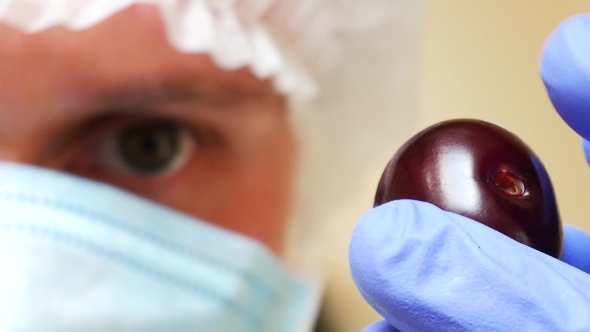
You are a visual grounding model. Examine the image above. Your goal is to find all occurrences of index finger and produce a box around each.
[541,14,590,141]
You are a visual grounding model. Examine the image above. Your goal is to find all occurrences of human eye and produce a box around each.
[55,115,218,188]
[95,118,195,177]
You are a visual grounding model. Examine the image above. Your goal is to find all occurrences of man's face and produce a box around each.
[0,5,297,254]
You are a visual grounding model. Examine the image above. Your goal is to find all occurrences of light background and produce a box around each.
[314,1,590,331]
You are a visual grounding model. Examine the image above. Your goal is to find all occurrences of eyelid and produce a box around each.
[41,113,223,172]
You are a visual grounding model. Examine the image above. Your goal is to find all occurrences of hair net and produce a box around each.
[0,0,426,276]
[0,0,417,104]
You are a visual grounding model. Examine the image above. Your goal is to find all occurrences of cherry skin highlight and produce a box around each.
[375,119,563,258]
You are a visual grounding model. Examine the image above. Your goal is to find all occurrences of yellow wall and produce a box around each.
[318,2,590,332]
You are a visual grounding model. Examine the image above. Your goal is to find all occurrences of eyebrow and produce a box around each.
[90,74,273,112]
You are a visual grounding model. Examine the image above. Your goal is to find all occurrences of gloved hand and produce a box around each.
[541,14,590,143]
[541,13,590,168]
[349,13,590,332]
[349,200,590,332]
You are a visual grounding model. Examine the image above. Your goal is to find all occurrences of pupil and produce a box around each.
[494,172,525,197]
[141,138,158,153]
[118,121,180,174]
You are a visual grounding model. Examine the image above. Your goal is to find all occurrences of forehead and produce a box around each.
[0,4,274,115]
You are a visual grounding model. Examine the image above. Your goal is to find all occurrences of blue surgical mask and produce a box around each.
[0,162,321,332]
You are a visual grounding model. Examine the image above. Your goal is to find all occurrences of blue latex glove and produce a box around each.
[541,14,590,141]
[583,139,590,167]
[349,200,590,332]
[541,13,590,168]
[349,14,590,331]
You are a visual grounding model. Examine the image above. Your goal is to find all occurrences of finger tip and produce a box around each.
[349,200,430,264]
[562,225,590,274]
[348,200,427,305]
[349,200,462,310]
[541,14,590,140]
[348,201,406,276]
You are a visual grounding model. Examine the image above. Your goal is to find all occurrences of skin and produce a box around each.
[0,4,298,255]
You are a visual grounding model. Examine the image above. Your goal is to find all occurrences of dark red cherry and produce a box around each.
[375,119,563,258]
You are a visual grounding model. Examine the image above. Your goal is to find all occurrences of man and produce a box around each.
[0,2,315,331]
[0,1,422,331]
